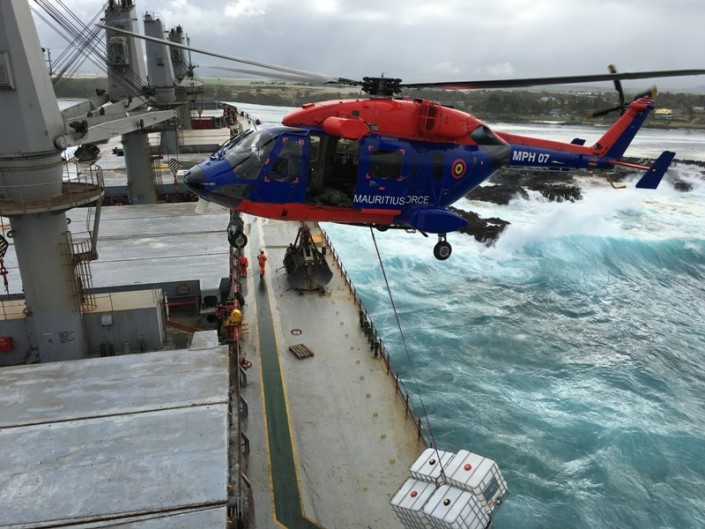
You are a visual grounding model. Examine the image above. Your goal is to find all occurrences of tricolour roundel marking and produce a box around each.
[452,159,467,179]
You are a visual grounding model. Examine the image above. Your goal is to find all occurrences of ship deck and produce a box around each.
[0,342,230,528]
[239,216,425,528]
[0,124,426,528]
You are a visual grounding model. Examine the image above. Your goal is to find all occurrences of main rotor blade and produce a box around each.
[608,64,625,112]
[402,69,705,90]
[587,105,624,119]
[96,23,357,85]
[204,65,325,84]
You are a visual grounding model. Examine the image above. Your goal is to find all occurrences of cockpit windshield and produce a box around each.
[212,128,279,181]
[216,128,278,159]
[209,125,307,182]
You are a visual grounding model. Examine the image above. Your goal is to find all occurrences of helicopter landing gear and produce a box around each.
[228,230,248,249]
[227,222,248,249]
[226,215,248,249]
[433,235,452,260]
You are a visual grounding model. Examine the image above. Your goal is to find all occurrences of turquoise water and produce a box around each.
[323,166,705,529]
[239,102,705,528]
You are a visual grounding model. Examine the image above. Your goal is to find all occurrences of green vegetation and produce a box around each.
[52,75,109,98]
[53,76,705,128]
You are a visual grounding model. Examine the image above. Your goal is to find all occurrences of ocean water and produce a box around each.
[240,102,705,529]
[324,169,705,529]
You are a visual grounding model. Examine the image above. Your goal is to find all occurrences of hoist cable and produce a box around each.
[369,228,447,481]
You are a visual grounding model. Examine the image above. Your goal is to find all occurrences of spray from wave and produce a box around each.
[242,101,705,529]
[324,162,705,529]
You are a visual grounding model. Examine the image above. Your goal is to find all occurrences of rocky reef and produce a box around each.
[455,159,705,245]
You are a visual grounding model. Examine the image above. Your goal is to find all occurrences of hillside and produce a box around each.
[53,76,705,129]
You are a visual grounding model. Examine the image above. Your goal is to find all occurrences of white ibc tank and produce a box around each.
[410,448,456,482]
[423,483,490,529]
[390,478,438,529]
[443,449,508,514]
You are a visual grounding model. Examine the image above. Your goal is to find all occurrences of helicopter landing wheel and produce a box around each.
[375,224,389,232]
[229,230,248,249]
[433,237,452,260]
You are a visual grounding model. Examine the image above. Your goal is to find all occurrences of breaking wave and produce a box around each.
[251,102,705,529]
[324,163,705,529]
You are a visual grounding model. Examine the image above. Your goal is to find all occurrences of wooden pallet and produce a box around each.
[166,320,202,333]
[289,343,315,359]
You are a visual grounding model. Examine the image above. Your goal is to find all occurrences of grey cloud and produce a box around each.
[31,0,705,90]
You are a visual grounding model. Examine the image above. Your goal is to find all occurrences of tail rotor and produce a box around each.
[587,65,657,118]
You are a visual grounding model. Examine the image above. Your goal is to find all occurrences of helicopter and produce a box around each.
[101,25,705,260]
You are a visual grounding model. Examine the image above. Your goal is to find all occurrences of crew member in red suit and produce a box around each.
[239,255,249,278]
[256,250,267,279]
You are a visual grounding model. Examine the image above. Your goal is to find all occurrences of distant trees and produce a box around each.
[51,77,108,98]
[51,76,705,126]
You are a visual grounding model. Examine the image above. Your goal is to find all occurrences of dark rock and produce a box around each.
[455,157,702,245]
[449,207,510,245]
[673,180,693,192]
[489,168,575,187]
[530,182,582,202]
[467,184,528,205]
[467,169,583,204]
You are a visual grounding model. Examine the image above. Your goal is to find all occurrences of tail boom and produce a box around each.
[497,97,667,184]
[593,98,653,159]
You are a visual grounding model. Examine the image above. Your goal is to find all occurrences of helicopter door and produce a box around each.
[355,138,409,209]
[305,135,358,207]
[260,134,308,204]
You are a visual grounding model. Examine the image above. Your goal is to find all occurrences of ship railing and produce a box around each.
[226,230,253,527]
[322,228,429,446]
[0,163,104,212]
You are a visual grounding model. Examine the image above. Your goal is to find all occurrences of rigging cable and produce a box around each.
[31,1,109,85]
[369,227,447,481]
[32,1,161,104]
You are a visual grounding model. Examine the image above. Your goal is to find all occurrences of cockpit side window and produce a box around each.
[269,137,303,181]
[217,125,309,184]
[226,151,259,180]
[310,135,320,163]
[368,147,403,179]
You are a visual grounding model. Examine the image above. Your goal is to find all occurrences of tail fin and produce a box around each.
[594,98,654,159]
[635,151,675,189]
[610,150,675,189]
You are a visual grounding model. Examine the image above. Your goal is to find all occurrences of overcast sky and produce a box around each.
[30,0,705,91]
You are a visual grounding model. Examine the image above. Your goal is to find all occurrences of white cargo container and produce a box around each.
[390,478,438,529]
[443,449,508,514]
[423,483,490,529]
[410,448,456,483]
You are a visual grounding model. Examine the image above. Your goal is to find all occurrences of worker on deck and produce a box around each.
[239,353,252,370]
[257,250,267,279]
[225,308,242,328]
[239,254,249,278]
